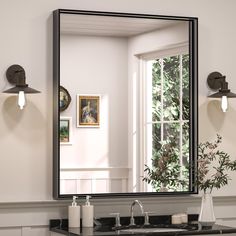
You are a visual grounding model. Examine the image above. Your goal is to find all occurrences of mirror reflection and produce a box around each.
[54,10,198,197]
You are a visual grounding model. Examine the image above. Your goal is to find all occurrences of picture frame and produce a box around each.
[60,117,72,145]
[60,86,71,112]
[77,95,100,127]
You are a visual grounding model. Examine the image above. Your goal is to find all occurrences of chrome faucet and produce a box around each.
[129,200,144,226]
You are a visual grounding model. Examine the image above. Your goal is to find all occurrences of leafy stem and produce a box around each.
[197,134,236,193]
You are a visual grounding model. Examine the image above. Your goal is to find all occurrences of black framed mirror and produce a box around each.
[53,9,198,199]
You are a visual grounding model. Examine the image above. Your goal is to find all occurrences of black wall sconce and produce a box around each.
[207,71,236,112]
[3,64,40,109]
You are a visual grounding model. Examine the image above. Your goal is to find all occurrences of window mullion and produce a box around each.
[161,58,164,142]
[179,54,183,187]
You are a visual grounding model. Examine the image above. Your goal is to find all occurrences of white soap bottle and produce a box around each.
[82,196,94,227]
[68,196,80,228]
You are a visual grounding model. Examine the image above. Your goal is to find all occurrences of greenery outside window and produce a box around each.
[141,46,190,192]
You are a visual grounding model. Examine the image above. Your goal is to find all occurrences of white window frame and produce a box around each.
[138,43,189,192]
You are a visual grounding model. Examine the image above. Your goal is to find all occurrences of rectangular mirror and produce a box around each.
[53,9,198,199]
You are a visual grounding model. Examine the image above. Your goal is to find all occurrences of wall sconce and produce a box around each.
[207,71,236,112]
[3,64,40,109]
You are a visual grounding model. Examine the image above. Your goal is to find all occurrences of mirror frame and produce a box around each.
[53,9,198,199]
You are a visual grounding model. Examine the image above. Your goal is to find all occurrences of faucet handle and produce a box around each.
[110,213,121,227]
[144,212,150,225]
[144,212,156,225]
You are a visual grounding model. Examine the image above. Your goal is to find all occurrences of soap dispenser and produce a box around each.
[82,196,94,227]
[68,196,80,228]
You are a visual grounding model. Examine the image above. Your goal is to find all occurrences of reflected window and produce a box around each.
[143,48,190,192]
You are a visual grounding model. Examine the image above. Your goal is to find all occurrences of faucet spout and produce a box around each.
[130,200,144,226]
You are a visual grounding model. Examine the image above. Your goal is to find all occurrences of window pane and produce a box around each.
[182,122,190,191]
[163,56,180,121]
[182,54,190,120]
[146,122,187,192]
[163,122,180,146]
[152,60,161,121]
[163,122,190,191]
[152,123,161,154]
[182,122,190,164]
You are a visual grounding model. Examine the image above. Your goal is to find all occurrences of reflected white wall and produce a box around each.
[60,35,129,193]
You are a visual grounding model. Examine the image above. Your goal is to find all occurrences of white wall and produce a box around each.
[60,35,128,169]
[60,34,129,194]
[1,0,236,235]
[128,22,188,56]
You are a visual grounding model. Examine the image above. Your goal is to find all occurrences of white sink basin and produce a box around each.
[120,228,187,233]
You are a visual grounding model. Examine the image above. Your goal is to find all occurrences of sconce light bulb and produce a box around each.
[221,95,228,112]
[18,91,26,110]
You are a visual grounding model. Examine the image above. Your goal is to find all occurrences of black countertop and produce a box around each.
[50,215,236,236]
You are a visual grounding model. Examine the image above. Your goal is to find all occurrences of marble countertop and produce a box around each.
[49,215,236,236]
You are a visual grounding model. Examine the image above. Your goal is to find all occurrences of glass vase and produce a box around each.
[159,183,168,192]
[198,192,216,227]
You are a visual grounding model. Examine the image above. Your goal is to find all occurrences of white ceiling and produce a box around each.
[60,14,183,37]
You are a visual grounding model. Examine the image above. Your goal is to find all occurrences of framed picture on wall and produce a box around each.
[60,117,72,145]
[60,86,71,112]
[77,95,100,127]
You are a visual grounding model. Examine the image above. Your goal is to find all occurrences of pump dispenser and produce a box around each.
[82,196,94,227]
[68,196,80,228]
